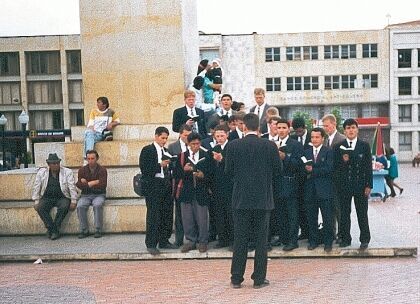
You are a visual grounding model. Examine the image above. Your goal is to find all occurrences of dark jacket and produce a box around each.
[209,142,233,200]
[249,104,270,134]
[172,106,206,138]
[278,137,303,198]
[302,146,334,200]
[76,164,107,195]
[225,134,281,210]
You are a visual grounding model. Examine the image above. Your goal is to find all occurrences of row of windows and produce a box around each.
[266,74,378,91]
[398,104,420,123]
[398,132,420,152]
[398,49,420,68]
[0,51,82,76]
[265,44,377,62]
[398,77,420,96]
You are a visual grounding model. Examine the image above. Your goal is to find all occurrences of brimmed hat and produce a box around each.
[46,153,61,163]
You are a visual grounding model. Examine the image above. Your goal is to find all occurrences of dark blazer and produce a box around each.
[249,103,270,134]
[172,106,206,137]
[206,110,237,131]
[225,134,281,210]
[291,132,311,150]
[173,149,212,206]
[228,130,241,141]
[261,133,279,142]
[324,131,346,148]
[201,137,216,151]
[302,146,334,200]
[333,138,373,194]
[209,142,233,199]
[278,137,304,198]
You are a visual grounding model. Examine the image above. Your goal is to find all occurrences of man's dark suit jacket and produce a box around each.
[201,137,216,150]
[173,149,212,206]
[225,134,281,210]
[333,139,373,194]
[302,146,334,200]
[249,104,270,134]
[291,132,311,150]
[228,130,241,141]
[172,106,206,137]
[139,144,170,194]
[278,137,303,198]
[210,142,233,199]
[324,131,346,148]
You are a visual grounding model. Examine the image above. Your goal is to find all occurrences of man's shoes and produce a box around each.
[400,188,404,195]
[198,243,208,253]
[283,244,298,251]
[360,242,369,250]
[228,245,234,252]
[46,231,52,239]
[266,243,272,252]
[147,247,160,256]
[158,241,177,249]
[324,245,333,253]
[214,242,229,249]
[181,243,196,253]
[78,230,89,239]
[339,241,351,248]
[270,236,281,246]
[253,279,270,289]
[298,234,308,240]
[307,244,318,250]
[94,229,102,238]
[335,237,343,245]
[230,282,242,289]
[50,232,60,240]
[174,240,184,248]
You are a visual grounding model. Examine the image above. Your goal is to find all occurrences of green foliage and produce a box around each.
[330,107,344,133]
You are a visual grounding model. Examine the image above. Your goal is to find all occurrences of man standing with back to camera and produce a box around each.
[225,113,281,289]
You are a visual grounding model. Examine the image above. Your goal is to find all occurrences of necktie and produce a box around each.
[349,141,353,148]
[190,108,198,133]
[314,148,318,162]
[192,152,196,162]
[327,137,331,147]
[161,148,168,178]
[299,136,303,144]
[279,141,282,146]
[257,106,260,119]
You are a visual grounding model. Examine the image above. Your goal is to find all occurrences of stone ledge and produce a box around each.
[0,247,416,262]
[0,199,146,235]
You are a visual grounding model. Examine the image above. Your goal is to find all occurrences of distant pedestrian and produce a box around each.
[385,147,404,197]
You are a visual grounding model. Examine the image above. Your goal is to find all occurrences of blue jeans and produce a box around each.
[83,129,103,157]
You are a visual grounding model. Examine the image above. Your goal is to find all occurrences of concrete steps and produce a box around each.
[0,199,146,235]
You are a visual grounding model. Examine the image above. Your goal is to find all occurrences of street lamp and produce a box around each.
[18,110,30,168]
[0,114,7,171]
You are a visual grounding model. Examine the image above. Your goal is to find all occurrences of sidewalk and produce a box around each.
[0,164,418,261]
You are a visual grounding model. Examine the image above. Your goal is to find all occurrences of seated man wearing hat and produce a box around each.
[32,153,79,240]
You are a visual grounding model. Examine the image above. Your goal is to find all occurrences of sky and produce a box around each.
[0,0,419,37]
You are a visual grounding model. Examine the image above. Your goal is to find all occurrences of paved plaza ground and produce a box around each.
[0,164,419,303]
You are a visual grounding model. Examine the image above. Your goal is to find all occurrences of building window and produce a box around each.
[0,82,20,105]
[68,80,83,103]
[398,132,412,152]
[28,81,63,104]
[341,75,357,89]
[362,104,379,117]
[266,77,281,91]
[303,76,319,90]
[340,44,357,59]
[303,46,318,60]
[398,105,412,122]
[362,44,378,58]
[265,47,280,62]
[29,111,62,130]
[0,52,20,76]
[325,76,340,90]
[26,51,60,75]
[338,105,358,119]
[287,77,303,91]
[398,49,412,68]
[70,110,85,126]
[398,77,412,95]
[324,45,340,59]
[67,50,82,73]
[362,74,378,88]
[286,47,303,61]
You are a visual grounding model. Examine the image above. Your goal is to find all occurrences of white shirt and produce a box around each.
[253,102,266,120]
[179,139,187,153]
[219,108,233,117]
[346,137,358,150]
[268,134,279,142]
[328,130,338,146]
[313,144,323,160]
[278,135,289,146]
[188,147,199,163]
[245,131,258,137]
[219,140,228,150]
[153,142,165,178]
[236,127,244,139]
[298,129,308,145]
[185,105,199,131]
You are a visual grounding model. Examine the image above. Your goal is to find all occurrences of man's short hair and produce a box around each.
[268,116,282,124]
[184,90,196,99]
[343,118,358,129]
[233,112,245,122]
[221,94,232,101]
[155,126,169,136]
[192,76,205,90]
[86,150,99,159]
[178,124,192,134]
[266,106,279,117]
[277,118,290,128]
[254,88,265,96]
[97,96,109,109]
[292,117,306,129]
[228,115,237,124]
[243,113,259,131]
[311,127,326,138]
[214,124,230,133]
[321,114,337,124]
[187,132,201,143]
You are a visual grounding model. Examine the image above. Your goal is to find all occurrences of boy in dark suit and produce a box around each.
[302,127,334,252]
[174,132,213,253]
[172,90,207,138]
[333,118,372,249]
[139,127,176,256]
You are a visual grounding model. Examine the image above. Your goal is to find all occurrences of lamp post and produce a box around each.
[18,110,29,168]
[0,114,7,171]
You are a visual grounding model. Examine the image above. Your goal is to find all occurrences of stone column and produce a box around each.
[79,0,199,125]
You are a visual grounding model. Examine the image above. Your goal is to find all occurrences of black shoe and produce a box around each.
[174,240,184,248]
[298,234,308,240]
[159,241,177,249]
[399,188,404,195]
[228,245,234,252]
[324,245,333,253]
[50,232,60,240]
[94,229,102,238]
[360,242,369,250]
[339,241,351,248]
[147,247,161,255]
[78,230,89,239]
[231,282,242,289]
[283,244,298,251]
[335,237,343,245]
[307,244,318,250]
[266,244,273,252]
[46,231,52,239]
[248,243,256,252]
[253,279,270,289]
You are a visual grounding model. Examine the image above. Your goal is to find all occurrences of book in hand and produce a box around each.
[162,151,178,161]
[212,144,223,154]
[301,156,313,166]
[339,145,353,155]
[187,156,206,172]
[187,113,200,122]
[219,114,229,122]
[278,143,288,153]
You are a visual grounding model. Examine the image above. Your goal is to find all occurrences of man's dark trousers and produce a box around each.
[36,197,70,233]
[231,209,271,285]
[340,192,371,244]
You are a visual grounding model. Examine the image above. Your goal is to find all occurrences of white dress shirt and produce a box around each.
[153,142,165,178]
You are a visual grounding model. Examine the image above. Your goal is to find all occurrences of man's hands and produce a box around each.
[160,160,170,168]
[342,153,350,162]
[213,152,223,162]
[305,165,313,172]
[69,200,77,211]
[80,178,100,188]
[279,151,286,160]
[364,187,371,197]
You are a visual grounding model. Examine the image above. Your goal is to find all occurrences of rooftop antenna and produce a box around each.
[386,14,391,26]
